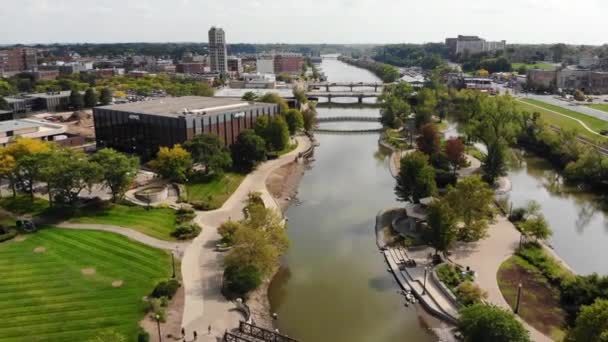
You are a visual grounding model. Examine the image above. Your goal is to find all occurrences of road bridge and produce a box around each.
[306,91,381,104]
[317,116,380,123]
[308,82,392,92]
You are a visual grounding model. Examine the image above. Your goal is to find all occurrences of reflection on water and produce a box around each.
[507,151,608,274]
[267,59,434,341]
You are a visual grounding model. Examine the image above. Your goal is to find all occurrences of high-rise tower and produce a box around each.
[208,27,227,73]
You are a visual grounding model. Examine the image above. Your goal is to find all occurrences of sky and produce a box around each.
[1,0,607,45]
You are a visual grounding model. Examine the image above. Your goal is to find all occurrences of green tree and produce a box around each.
[224,264,262,298]
[425,199,457,255]
[69,89,84,110]
[150,144,192,183]
[230,130,267,172]
[2,138,52,200]
[415,88,437,128]
[284,109,304,135]
[265,116,290,151]
[569,298,608,342]
[99,87,113,105]
[241,91,258,102]
[395,151,437,203]
[84,88,98,108]
[218,220,243,245]
[302,108,317,132]
[259,93,289,112]
[90,148,139,202]
[183,134,232,175]
[445,176,494,242]
[519,215,552,242]
[459,303,530,342]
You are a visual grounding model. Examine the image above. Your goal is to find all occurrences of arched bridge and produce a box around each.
[317,116,381,123]
[308,82,393,92]
[306,91,382,104]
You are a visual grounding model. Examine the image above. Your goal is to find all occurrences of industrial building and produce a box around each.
[93,96,280,160]
[4,90,72,113]
[445,35,506,57]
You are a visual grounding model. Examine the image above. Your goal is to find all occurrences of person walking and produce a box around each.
[208,325,212,334]
[193,330,197,340]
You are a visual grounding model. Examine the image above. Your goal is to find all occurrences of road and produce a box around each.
[522,94,608,122]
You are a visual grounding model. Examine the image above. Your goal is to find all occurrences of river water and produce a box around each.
[267,59,435,341]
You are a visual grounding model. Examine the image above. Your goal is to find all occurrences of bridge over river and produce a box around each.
[308,82,392,92]
[314,115,383,133]
[306,91,381,104]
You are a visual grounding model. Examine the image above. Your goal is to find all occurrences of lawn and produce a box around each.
[186,172,245,210]
[0,196,178,241]
[517,99,608,142]
[512,62,557,71]
[497,255,567,341]
[0,228,171,342]
[277,140,299,156]
[588,103,608,113]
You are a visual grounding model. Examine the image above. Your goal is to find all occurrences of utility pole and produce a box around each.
[514,283,523,314]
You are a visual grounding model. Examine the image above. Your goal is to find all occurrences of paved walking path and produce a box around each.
[180,136,312,340]
[518,98,604,137]
[450,216,552,342]
[54,223,189,255]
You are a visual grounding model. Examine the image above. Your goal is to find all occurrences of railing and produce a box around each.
[316,116,380,122]
[239,321,299,342]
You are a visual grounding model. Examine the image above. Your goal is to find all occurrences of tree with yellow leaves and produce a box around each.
[1,138,52,199]
[149,144,192,183]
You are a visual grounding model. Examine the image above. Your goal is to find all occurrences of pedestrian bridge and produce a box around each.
[316,116,381,123]
[308,82,392,92]
[306,91,381,104]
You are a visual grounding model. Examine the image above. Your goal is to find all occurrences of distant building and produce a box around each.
[0,48,38,75]
[274,54,304,75]
[0,119,67,147]
[527,70,558,90]
[242,73,276,89]
[445,35,506,57]
[209,27,228,73]
[463,77,494,93]
[256,55,275,74]
[527,68,608,94]
[227,57,243,77]
[93,96,280,159]
[579,55,600,69]
[4,91,72,113]
[32,69,60,81]
[176,63,208,74]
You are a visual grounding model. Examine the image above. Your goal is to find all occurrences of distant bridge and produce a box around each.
[313,128,384,134]
[306,91,382,104]
[317,116,381,123]
[308,82,392,92]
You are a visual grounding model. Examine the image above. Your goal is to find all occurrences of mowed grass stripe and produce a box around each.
[0,229,170,341]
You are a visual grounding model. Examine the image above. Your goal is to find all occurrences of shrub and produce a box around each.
[436,263,473,291]
[176,207,196,223]
[0,229,17,243]
[509,207,527,222]
[456,281,487,306]
[171,222,202,240]
[189,200,215,211]
[137,327,150,342]
[151,279,180,299]
[218,220,242,245]
[224,264,262,299]
[435,169,457,188]
[459,304,530,342]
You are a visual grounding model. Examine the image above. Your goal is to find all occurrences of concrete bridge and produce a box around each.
[317,116,381,123]
[308,82,392,92]
[306,91,382,104]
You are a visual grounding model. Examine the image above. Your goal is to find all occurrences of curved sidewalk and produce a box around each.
[180,136,312,340]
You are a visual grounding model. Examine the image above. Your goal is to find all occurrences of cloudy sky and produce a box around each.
[1,0,606,45]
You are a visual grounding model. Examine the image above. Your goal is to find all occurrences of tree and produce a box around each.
[416,123,440,156]
[425,199,457,255]
[69,89,84,110]
[90,148,139,202]
[456,281,488,306]
[183,134,232,175]
[224,264,262,298]
[265,116,290,151]
[379,82,414,128]
[231,130,267,172]
[395,151,437,203]
[259,93,289,112]
[284,109,304,135]
[150,144,192,183]
[99,87,113,105]
[459,303,530,342]
[445,138,466,175]
[445,176,494,242]
[241,91,258,102]
[218,220,243,245]
[415,88,437,128]
[0,96,8,111]
[224,219,279,276]
[84,88,98,108]
[41,148,102,205]
[573,89,585,102]
[519,215,552,242]
[302,108,317,132]
[2,138,51,200]
[569,298,608,342]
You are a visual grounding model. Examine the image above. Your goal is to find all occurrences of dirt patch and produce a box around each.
[15,235,27,242]
[140,285,185,342]
[112,280,124,288]
[265,161,307,212]
[81,267,96,276]
[247,268,276,329]
[497,256,566,341]
[33,246,46,253]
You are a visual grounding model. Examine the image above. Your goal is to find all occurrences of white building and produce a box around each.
[446,35,506,56]
[256,55,275,74]
[243,73,276,89]
[0,119,66,147]
[208,27,228,73]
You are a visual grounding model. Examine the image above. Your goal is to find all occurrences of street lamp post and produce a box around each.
[155,314,162,342]
[423,267,428,295]
[171,247,177,279]
[514,283,523,314]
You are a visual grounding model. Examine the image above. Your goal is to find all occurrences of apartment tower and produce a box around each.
[208,27,228,73]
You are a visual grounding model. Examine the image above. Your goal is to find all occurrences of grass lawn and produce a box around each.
[518,99,608,142]
[512,62,557,71]
[277,140,299,156]
[588,103,608,113]
[497,255,567,341]
[186,172,245,210]
[0,196,178,241]
[0,228,171,341]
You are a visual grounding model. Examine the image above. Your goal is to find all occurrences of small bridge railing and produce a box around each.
[238,321,299,342]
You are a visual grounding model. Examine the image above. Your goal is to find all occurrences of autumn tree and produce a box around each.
[395,151,437,203]
[445,176,495,241]
[150,144,192,183]
[90,148,139,202]
[416,123,441,156]
[445,138,466,175]
[1,138,51,199]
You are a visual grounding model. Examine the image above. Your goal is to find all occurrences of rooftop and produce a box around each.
[0,119,43,133]
[96,96,273,118]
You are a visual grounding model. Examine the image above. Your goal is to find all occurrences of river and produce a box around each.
[267,58,436,341]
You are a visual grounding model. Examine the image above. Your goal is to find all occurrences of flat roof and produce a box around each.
[96,96,275,118]
[0,120,41,133]
[30,91,72,99]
